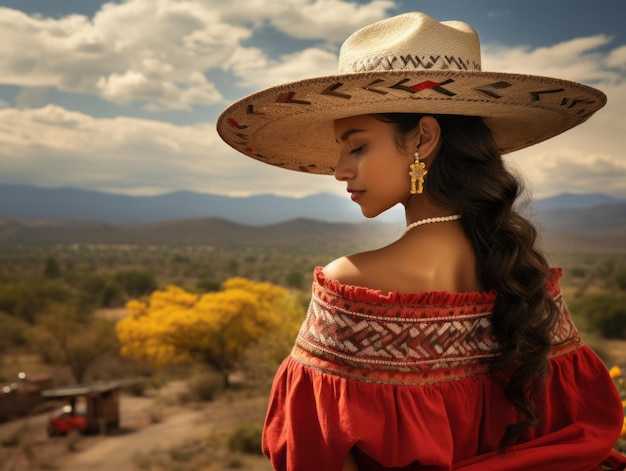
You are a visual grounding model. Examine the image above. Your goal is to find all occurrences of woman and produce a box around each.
[217,12,626,471]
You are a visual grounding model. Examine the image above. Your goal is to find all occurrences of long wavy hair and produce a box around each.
[375,113,560,452]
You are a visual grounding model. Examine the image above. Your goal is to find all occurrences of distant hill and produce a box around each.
[0,183,624,252]
[0,184,624,229]
[0,217,400,251]
[533,193,624,210]
[0,215,623,254]
[0,184,371,225]
[534,204,626,231]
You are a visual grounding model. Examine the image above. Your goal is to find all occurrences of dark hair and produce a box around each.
[375,113,559,452]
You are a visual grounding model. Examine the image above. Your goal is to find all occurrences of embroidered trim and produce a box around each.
[350,54,481,73]
[292,285,581,385]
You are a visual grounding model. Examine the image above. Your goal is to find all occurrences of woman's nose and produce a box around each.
[334,152,354,182]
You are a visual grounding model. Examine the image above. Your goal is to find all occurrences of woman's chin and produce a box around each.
[359,207,384,219]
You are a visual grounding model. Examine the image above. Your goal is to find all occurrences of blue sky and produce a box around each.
[0,0,624,202]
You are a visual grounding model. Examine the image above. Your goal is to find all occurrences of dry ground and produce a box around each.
[3,341,626,471]
[0,381,274,471]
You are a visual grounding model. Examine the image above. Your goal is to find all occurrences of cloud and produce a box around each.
[606,45,626,72]
[267,0,395,41]
[15,87,49,108]
[0,2,245,110]
[483,34,619,84]
[224,47,339,88]
[0,104,339,197]
[480,35,626,198]
[2,98,623,200]
[213,0,395,41]
[510,145,626,200]
[0,0,394,110]
[507,76,626,198]
[0,2,624,201]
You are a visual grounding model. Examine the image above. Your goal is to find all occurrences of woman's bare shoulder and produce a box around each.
[322,253,371,288]
[322,245,419,293]
[322,225,480,294]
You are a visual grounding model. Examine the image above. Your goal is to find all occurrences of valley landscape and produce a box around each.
[0,185,625,470]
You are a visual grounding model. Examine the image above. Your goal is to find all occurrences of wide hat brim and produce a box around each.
[216,69,606,175]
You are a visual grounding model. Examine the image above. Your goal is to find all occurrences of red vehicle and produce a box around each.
[47,405,87,436]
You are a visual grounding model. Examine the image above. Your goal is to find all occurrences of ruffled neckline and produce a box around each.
[313,266,562,307]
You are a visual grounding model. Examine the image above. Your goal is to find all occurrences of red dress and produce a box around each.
[263,267,626,471]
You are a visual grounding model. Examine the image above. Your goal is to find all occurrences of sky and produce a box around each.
[0,0,625,202]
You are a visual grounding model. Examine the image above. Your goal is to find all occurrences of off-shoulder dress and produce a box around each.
[262,267,626,471]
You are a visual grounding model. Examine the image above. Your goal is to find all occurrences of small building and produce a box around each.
[41,379,142,434]
[0,373,53,420]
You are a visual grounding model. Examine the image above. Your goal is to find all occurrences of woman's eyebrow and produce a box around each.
[336,128,365,143]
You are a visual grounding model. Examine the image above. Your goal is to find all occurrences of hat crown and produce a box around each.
[337,12,481,74]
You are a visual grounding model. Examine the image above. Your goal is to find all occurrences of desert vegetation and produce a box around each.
[0,234,625,469]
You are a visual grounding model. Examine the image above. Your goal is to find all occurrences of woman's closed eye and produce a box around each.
[350,145,365,155]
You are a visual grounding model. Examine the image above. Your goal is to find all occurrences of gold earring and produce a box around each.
[409,151,427,194]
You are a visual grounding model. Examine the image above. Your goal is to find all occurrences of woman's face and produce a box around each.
[333,114,412,218]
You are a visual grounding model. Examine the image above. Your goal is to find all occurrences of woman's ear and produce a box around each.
[414,116,441,163]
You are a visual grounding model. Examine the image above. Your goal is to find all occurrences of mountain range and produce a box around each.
[0,184,624,249]
[0,184,366,225]
[0,184,625,226]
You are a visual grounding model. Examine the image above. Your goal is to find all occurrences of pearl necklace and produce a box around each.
[400,214,461,238]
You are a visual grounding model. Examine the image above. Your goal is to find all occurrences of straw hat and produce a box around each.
[216,12,606,174]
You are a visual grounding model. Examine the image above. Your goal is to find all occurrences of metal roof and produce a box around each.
[41,378,143,399]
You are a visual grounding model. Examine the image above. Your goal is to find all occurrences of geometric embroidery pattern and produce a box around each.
[292,280,581,385]
[351,54,479,73]
[474,81,512,99]
[301,295,496,364]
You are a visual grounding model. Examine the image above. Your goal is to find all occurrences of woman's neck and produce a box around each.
[403,195,457,226]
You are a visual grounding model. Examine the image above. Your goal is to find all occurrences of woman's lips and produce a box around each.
[349,190,365,201]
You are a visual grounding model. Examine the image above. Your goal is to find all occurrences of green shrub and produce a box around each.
[196,277,222,293]
[615,270,626,291]
[226,423,263,455]
[43,256,61,278]
[570,267,587,278]
[0,278,71,323]
[114,269,157,297]
[77,273,123,308]
[569,293,626,339]
[66,429,81,452]
[186,371,222,402]
[0,311,29,349]
[226,456,244,468]
[285,270,304,289]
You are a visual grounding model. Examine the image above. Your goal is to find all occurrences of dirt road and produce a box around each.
[0,382,273,471]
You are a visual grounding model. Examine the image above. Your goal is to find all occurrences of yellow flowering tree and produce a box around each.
[116,278,301,387]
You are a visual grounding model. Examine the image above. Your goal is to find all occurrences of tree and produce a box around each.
[76,273,123,308]
[0,312,29,377]
[0,277,71,323]
[285,270,304,289]
[570,293,626,339]
[43,256,61,278]
[116,278,302,387]
[32,304,119,383]
[0,312,29,350]
[113,269,157,298]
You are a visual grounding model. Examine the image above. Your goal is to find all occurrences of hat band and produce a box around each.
[346,54,482,73]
